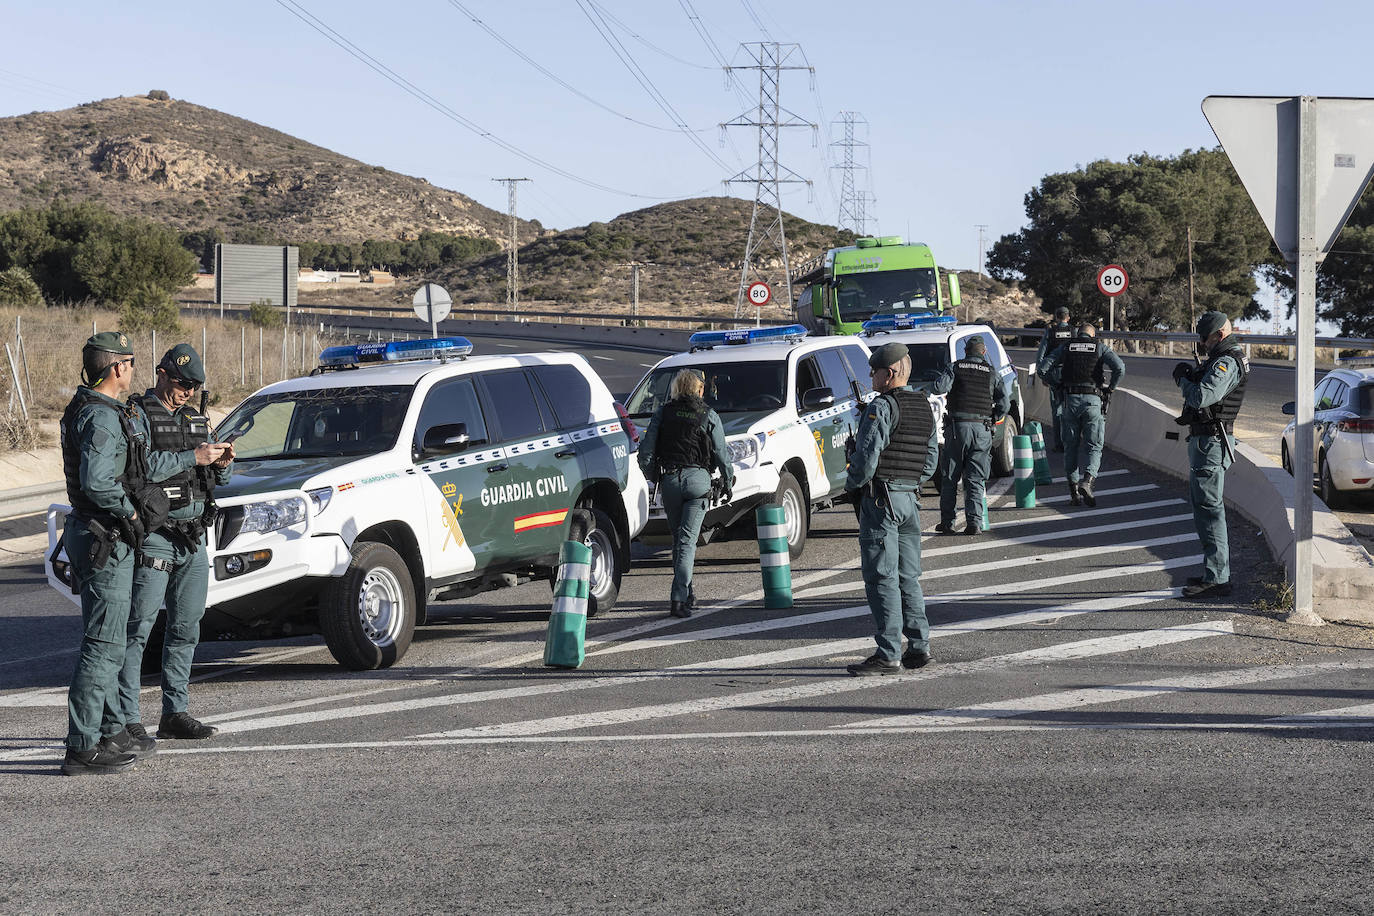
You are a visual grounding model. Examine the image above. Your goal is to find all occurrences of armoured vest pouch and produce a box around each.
[135,393,212,511]
[874,389,933,484]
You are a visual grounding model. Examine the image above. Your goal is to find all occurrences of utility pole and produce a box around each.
[1187,224,1196,331]
[975,224,989,278]
[831,111,873,235]
[721,42,816,318]
[492,177,530,319]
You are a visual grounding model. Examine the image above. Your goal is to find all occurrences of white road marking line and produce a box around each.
[1268,701,1374,722]
[422,622,1234,739]
[843,652,1374,729]
[592,355,613,361]
[1036,483,1157,506]
[922,512,1194,559]
[979,498,1184,531]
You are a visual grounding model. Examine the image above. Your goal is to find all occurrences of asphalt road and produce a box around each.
[2,335,1372,913]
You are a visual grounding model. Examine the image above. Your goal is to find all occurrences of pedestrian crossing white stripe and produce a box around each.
[1268,701,1374,722]
[421,622,1234,740]
[1036,483,1157,506]
[922,512,1193,559]
[981,497,1184,531]
[842,653,1374,729]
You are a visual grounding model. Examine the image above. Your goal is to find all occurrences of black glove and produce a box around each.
[117,513,146,549]
[722,484,733,504]
[1172,362,1193,385]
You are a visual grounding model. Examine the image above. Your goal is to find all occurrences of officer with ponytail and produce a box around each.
[638,368,733,619]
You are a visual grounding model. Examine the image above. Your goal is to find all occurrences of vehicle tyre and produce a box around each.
[1281,441,1293,476]
[320,541,416,670]
[1319,455,1345,510]
[569,506,623,616]
[991,414,1019,477]
[774,470,808,559]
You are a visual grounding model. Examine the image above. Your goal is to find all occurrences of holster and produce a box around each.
[85,517,118,574]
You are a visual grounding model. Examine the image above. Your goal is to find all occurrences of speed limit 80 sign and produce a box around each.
[1096,264,1128,297]
[746,281,772,307]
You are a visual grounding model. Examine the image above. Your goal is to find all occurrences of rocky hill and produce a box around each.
[0,92,537,244]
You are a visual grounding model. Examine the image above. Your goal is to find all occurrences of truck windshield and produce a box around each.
[625,361,788,416]
[217,385,414,460]
[834,267,939,321]
[901,342,953,383]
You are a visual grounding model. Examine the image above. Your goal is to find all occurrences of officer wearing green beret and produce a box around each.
[935,336,1009,536]
[844,341,939,676]
[58,334,224,775]
[1040,323,1125,507]
[1172,311,1247,599]
[118,344,234,744]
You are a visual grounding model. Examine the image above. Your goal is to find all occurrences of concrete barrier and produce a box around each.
[1018,368,1374,623]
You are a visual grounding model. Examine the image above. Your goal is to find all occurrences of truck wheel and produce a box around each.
[775,470,808,559]
[569,506,623,616]
[321,541,415,670]
[992,415,1019,477]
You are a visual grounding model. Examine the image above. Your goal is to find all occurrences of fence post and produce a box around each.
[151,329,157,368]
[241,327,245,385]
[5,343,28,420]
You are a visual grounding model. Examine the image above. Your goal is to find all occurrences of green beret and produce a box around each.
[1196,311,1228,339]
[868,342,909,370]
[159,343,206,385]
[84,331,134,357]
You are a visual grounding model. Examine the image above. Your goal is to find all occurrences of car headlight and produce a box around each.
[306,486,333,515]
[238,496,308,535]
[727,435,761,469]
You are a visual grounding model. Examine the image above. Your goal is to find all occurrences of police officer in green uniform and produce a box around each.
[638,368,733,619]
[844,342,939,676]
[935,337,1009,536]
[58,334,222,775]
[1036,307,1074,451]
[1041,323,1125,507]
[1173,311,1247,599]
[119,344,234,744]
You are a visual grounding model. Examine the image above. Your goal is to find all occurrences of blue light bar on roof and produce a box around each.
[688,323,808,351]
[861,313,957,336]
[318,336,474,367]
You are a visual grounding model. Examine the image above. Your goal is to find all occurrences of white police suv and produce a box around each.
[622,324,873,557]
[47,336,648,670]
[860,314,1024,476]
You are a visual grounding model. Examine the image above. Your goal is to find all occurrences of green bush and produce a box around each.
[249,300,284,328]
[119,284,182,333]
[0,266,43,307]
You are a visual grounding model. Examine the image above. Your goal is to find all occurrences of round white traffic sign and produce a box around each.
[1096,265,1128,297]
[413,282,453,324]
[746,281,772,307]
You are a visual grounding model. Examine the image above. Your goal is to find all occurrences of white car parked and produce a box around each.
[1280,366,1374,508]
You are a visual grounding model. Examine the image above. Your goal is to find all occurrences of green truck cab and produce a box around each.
[793,236,962,336]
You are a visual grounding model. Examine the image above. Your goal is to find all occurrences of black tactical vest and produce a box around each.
[1192,341,1249,434]
[655,395,712,469]
[1047,322,1073,348]
[60,388,154,522]
[874,388,933,484]
[1063,340,1101,393]
[134,392,211,509]
[948,356,995,419]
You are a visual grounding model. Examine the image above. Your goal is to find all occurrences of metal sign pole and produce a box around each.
[1292,96,1319,623]
[425,284,437,339]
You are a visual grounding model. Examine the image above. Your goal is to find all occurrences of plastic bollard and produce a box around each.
[544,540,591,668]
[755,503,793,609]
[1013,434,1036,508]
[1026,420,1054,485]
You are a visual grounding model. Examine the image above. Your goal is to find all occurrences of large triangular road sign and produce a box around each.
[1202,95,1374,259]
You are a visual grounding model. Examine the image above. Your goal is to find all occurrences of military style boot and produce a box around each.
[1079,475,1096,508]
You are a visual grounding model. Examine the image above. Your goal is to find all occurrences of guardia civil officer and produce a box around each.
[1172,311,1247,599]
[1036,307,1074,451]
[935,336,1009,535]
[844,342,939,676]
[59,334,223,775]
[118,344,234,745]
[1040,323,1124,507]
[638,368,733,619]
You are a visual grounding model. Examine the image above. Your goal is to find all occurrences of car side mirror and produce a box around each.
[1281,401,1295,415]
[420,422,479,458]
[802,386,835,410]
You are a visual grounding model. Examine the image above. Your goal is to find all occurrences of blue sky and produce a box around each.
[2,0,1372,281]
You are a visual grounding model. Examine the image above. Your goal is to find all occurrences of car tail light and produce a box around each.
[1337,418,1374,433]
[614,401,640,451]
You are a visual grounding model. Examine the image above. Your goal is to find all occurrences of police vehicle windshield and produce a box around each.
[625,361,787,417]
[218,386,414,460]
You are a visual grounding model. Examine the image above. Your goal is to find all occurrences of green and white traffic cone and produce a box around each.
[1026,420,1054,485]
[1014,434,1036,508]
[544,540,591,669]
[755,503,793,609]
[982,500,990,532]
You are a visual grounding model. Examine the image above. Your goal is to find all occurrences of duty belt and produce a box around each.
[138,555,173,572]
[661,464,708,472]
[1189,422,1235,438]
[1067,385,1099,395]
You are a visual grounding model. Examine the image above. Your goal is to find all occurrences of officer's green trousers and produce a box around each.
[120,528,210,722]
[659,467,710,604]
[63,517,134,751]
[939,420,992,529]
[1188,433,1234,584]
[1063,394,1105,483]
[858,488,928,661]
[1048,387,1066,450]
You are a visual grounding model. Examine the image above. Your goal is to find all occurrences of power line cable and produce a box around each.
[588,1,714,70]
[739,0,772,38]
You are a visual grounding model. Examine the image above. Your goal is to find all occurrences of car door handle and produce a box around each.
[831,417,843,426]
[486,463,509,473]
[554,449,577,459]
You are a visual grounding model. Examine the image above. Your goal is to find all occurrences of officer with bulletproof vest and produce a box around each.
[119,344,233,745]
[58,334,224,776]
[935,336,1009,536]
[844,342,939,676]
[1036,307,1074,451]
[1040,323,1125,508]
[1172,311,1248,599]
[638,368,734,619]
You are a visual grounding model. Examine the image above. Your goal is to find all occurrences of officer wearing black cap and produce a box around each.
[119,344,234,744]
[1036,307,1074,451]
[844,342,938,676]
[58,333,223,775]
[935,336,1009,535]
[1172,311,1247,599]
[1040,323,1125,507]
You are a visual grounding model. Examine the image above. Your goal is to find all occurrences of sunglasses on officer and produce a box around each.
[158,366,200,392]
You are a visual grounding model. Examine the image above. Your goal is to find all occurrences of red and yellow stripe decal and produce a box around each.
[514,508,568,533]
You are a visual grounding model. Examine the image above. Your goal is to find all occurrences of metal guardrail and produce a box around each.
[991,326,1374,353]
